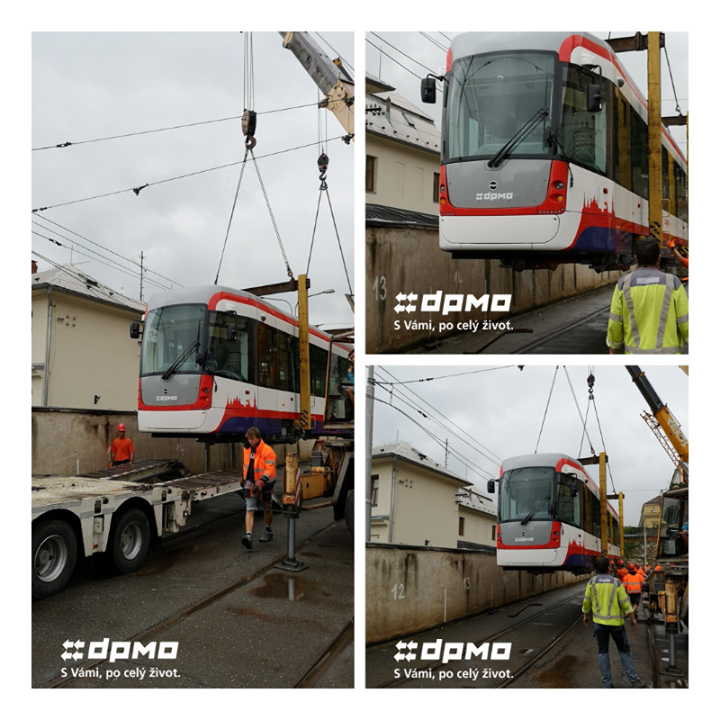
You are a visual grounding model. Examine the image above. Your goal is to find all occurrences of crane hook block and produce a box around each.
[242,110,257,147]
[318,153,329,174]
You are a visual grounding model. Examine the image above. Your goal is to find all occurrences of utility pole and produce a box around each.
[366,366,375,543]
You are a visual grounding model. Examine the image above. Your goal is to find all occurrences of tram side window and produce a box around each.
[276,330,297,393]
[582,484,593,535]
[630,106,649,200]
[257,323,278,389]
[559,68,609,175]
[556,474,581,528]
[675,164,688,222]
[206,312,253,382]
[310,344,328,397]
[591,492,602,538]
[613,89,632,191]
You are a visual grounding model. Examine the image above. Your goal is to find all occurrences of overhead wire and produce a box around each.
[32,213,182,288]
[370,33,442,75]
[31,135,349,213]
[31,249,153,300]
[419,31,449,53]
[375,366,502,474]
[315,32,354,74]
[371,394,494,481]
[32,228,171,292]
[31,101,349,152]
[365,38,428,84]
[374,366,514,385]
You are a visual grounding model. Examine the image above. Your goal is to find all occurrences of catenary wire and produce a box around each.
[32,135,350,213]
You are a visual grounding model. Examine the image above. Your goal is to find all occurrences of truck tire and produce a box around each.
[33,519,78,600]
[345,490,354,537]
[110,507,151,574]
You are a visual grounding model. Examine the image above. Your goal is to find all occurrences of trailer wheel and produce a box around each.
[110,508,151,574]
[33,519,78,599]
[344,490,354,537]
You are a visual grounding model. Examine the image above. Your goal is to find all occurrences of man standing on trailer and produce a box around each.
[582,556,648,688]
[110,423,134,466]
[241,427,276,550]
[607,238,689,355]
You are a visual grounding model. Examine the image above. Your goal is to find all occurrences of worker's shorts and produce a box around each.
[243,481,274,512]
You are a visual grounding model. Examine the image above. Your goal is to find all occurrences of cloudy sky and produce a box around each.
[370,364,688,527]
[365,31,689,156]
[32,31,354,329]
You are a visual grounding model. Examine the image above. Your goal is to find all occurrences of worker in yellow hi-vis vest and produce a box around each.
[607,238,688,355]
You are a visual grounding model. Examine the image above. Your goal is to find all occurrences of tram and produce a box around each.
[486,453,620,574]
[422,32,688,271]
[134,285,353,442]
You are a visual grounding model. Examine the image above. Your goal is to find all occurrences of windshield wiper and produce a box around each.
[520,494,550,526]
[161,340,200,381]
[487,107,549,168]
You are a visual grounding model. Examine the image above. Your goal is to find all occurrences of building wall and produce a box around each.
[31,290,142,411]
[371,457,466,549]
[31,408,315,477]
[366,134,440,216]
[366,225,622,353]
[640,502,661,529]
[31,291,50,404]
[458,507,496,547]
[366,544,588,644]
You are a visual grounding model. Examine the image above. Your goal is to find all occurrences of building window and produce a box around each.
[371,474,379,507]
[459,517,465,536]
[366,155,377,193]
[433,172,440,203]
[491,525,496,541]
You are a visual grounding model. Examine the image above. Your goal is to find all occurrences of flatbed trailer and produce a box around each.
[32,460,246,599]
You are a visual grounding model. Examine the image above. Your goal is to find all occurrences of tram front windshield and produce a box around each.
[498,466,554,523]
[445,51,555,163]
[141,304,206,376]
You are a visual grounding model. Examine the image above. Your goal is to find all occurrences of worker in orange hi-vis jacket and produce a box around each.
[110,423,134,466]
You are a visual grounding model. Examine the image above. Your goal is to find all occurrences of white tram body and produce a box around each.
[434,32,688,270]
[493,453,620,574]
[137,286,351,441]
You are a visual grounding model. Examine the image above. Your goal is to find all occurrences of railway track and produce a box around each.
[373,589,586,689]
[38,516,353,689]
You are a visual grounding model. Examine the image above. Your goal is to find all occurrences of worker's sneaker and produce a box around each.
[630,681,648,688]
[241,533,252,550]
[259,528,273,543]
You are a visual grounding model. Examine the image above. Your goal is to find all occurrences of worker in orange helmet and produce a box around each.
[616,560,629,583]
[622,565,643,615]
[110,423,134,466]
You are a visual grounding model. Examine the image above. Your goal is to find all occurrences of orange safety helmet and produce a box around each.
[118,423,126,432]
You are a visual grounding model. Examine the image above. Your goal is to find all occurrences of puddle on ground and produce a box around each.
[250,573,309,601]
[534,654,579,688]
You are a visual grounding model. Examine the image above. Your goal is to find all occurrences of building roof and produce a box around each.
[365,74,441,155]
[32,265,146,314]
[366,203,439,229]
[456,485,497,517]
[642,495,663,506]
[372,441,470,487]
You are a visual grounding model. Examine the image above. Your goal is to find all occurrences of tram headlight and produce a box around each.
[554,180,565,190]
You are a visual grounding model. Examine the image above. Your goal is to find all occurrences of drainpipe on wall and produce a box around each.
[43,288,53,407]
[389,456,397,544]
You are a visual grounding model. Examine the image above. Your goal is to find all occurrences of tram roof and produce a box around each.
[450,32,610,61]
[501,453,589,476]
